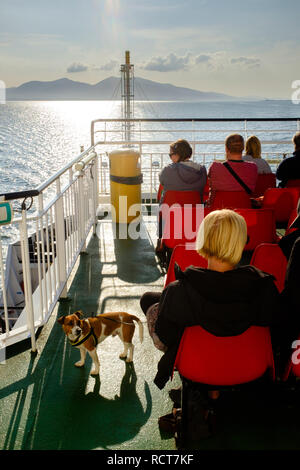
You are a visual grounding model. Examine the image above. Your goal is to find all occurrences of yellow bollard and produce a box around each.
[109,148,142,224]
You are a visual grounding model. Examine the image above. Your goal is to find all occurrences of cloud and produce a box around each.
[93,60,118,71]
[67,62,88,73]
[195,54,212,64]
[230,56,261,68]
[141,53,192,72]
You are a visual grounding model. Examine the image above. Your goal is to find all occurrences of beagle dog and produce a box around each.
[58,310,143,375]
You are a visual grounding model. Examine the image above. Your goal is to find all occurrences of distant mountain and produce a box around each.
[6,76,259,101]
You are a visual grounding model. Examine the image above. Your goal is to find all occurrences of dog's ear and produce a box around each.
[57,316,65,325]
[74,310,83,319]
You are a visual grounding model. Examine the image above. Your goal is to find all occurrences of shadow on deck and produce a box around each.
[0,219,179,450]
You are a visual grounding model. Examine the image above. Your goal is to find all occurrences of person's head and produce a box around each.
[292,132,300,151]
[225,134,244,160]
[169,139,192,163]
[245,135,261,159]
[196,209,247,267]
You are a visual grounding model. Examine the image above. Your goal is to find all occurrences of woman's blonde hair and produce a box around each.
[245,135,261,159]
[196,209,247,266]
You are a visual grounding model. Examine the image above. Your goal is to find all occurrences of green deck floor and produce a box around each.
[1,216,300,451]
[0,216,181,450]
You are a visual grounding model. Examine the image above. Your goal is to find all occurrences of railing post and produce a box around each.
[0,235,10,336]
[92,154,99,235]
[55,179,68,299]
[78,171,87,253]
[20,208,37,352]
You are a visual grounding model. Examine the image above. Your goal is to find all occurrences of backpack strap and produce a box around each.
[223,161,252,195]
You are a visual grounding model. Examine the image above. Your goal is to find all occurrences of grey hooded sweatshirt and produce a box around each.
[159,161,207,200]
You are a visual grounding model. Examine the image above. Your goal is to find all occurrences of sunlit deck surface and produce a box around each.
[1,214,300,451]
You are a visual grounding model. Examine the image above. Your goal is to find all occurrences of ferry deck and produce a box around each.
[1,118,300,452]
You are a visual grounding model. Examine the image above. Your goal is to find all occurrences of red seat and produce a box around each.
[202,180,209,202]
[164,245,207,287]
[235,208,276,251]
[250,243,287,292]
[210,190,251,210]
[252,173,276,198]
[161,190,202,207]
[284,208,298,236]
[157,184,163,203]
[286,179,300,188]
[161,206,208,250]
[262,187,300,224]
[174,325,275,385]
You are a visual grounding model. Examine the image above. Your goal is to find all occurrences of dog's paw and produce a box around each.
[90,369,99,376]
[125,357,133,363]
[75,361,85,368]
[119,353,127,360]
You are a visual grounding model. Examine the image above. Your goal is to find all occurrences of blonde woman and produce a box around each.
[243,135,272,174]
[140,209,279,390]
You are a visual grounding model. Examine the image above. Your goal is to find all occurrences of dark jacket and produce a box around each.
[276,150,300,187]
[154,264,280,389]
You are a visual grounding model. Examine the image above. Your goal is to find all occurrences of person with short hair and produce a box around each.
[207,134,258,206]
[140,209,279,390]
[276,132,300,187]
[159,139,207,200]
[243,135,272,174]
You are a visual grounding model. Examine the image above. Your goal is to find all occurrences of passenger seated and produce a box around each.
[158,139,207,202]
[278,213,300,374]
[243,135,272,174]
[276,132,300,187]
[207,134,258,206]
[141,209,279,391]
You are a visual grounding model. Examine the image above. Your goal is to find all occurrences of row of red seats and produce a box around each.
[159,186,300,224]
[160,206,278,253]
[164,242,287,292]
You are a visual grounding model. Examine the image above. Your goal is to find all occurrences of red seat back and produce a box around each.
[210,191,251,210]
[262,187,300,224]
[161,206,208,250]
[285,208,299,235]
[235,208,276,251]
[202,181,209,202]
[162,190,202,207]
[286,179,300,188]
[250,243,287,292]
[157,184,163,203]
[164,245,207,287]
[252,173,276,198]
[174,325,275,385]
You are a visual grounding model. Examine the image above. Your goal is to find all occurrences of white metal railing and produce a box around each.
[0,148,98,352]
[91,117,300,202]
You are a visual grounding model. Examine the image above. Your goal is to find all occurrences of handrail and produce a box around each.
[36,145,95,193]
[0,189,40,201]
[92,117,300,122]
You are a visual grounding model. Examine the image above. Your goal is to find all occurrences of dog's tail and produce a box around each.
[131,315,144,343]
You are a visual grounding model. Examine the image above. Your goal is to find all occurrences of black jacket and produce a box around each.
[276,150,300,187]
[154,265,280,389]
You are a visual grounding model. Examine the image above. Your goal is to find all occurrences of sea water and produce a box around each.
[0,99,299,195]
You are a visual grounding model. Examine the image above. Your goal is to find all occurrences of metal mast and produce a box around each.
[120,51,134,144]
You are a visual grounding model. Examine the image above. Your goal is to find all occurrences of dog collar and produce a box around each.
[69,324,98,348]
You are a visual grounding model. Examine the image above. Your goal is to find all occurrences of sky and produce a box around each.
[0,0,300,98]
